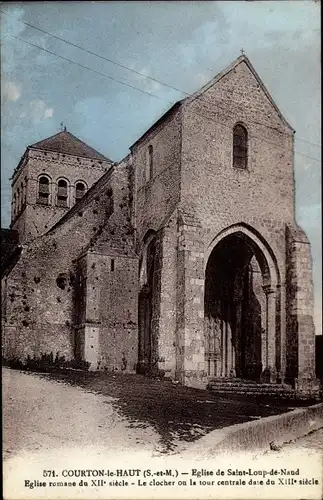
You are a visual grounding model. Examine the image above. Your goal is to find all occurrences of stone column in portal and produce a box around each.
[266,286,277,383]
[260,286,277,383]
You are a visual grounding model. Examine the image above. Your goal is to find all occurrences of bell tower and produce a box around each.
[10,151,29,244]
[10,130,112,244]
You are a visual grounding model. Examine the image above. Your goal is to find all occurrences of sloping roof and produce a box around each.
[130,55,293,150]
[186,54,294,131]
[130,102,182,149]
[29,130,112,161]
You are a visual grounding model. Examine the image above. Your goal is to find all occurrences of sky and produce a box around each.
[0,1,321,332]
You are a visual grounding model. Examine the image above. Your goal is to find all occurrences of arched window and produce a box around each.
[233,124,248,169]
[57,179,68,207]
[17,187,20,213]
[106,187,114,219]
[13,193,17,217]
[24,176,27,204]
[75,182,86,203]
[37,176,50,205]
[21,181,25,208]
[146,145,153,181]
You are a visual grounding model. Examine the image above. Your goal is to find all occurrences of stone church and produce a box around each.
[1,55,319,398]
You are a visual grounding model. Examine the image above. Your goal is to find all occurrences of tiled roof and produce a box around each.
[30,130,112,162]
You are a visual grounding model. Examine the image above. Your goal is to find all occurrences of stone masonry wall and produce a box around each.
[132,106,182,243]
[175,211,206,388]
[2,160,132,363]
[286,225,318,396]
[97,253,138,372]
[72,159,139,372]
[180,60,295,266]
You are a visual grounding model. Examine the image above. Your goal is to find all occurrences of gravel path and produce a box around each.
[3,367,160,462]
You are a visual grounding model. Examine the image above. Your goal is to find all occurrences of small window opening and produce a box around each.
[145,145,154,181]
[148,145,153,179]
[111,259,115,272]
[106,187,114,219]
[13,193,17,216]
[17,187,21,212]
[57,179,68,207]
[21,181,25,207]
[37,176,50,205]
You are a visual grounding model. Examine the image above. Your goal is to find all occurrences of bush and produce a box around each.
[2,352,90,373]
[2,356,25,370]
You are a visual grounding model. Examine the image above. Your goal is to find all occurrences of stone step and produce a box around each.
[208,385,294,393]
[209,389,297,398]
[208,381,292,389]
[209,389,298,398]
[208,383,292,390]
[208,388,296,397]
[208,383,294,390]
[207,378,297,398]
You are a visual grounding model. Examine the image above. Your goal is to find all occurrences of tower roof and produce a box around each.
[29,130,112,162]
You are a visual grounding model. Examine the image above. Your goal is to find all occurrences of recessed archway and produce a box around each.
[204,226,280,383]
[137,231,159,375]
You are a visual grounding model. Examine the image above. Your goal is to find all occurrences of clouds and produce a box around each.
[126,63,163,95]
[0,6,25,38]
[2,81,21,102]
[29,100,54,122]
[12,99,54,122]
[297,204,321,229]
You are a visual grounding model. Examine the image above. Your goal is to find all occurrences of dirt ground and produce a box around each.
[3,366,314,459]
[39,368,313,451]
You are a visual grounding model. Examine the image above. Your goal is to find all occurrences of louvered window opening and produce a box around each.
[75,183,85,202]
[37,177,50,205]
[39,184,49,194]
[57,180,68,208]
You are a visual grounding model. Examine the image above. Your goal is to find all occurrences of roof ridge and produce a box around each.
[29,130,113,162]
[186,54,294,131]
